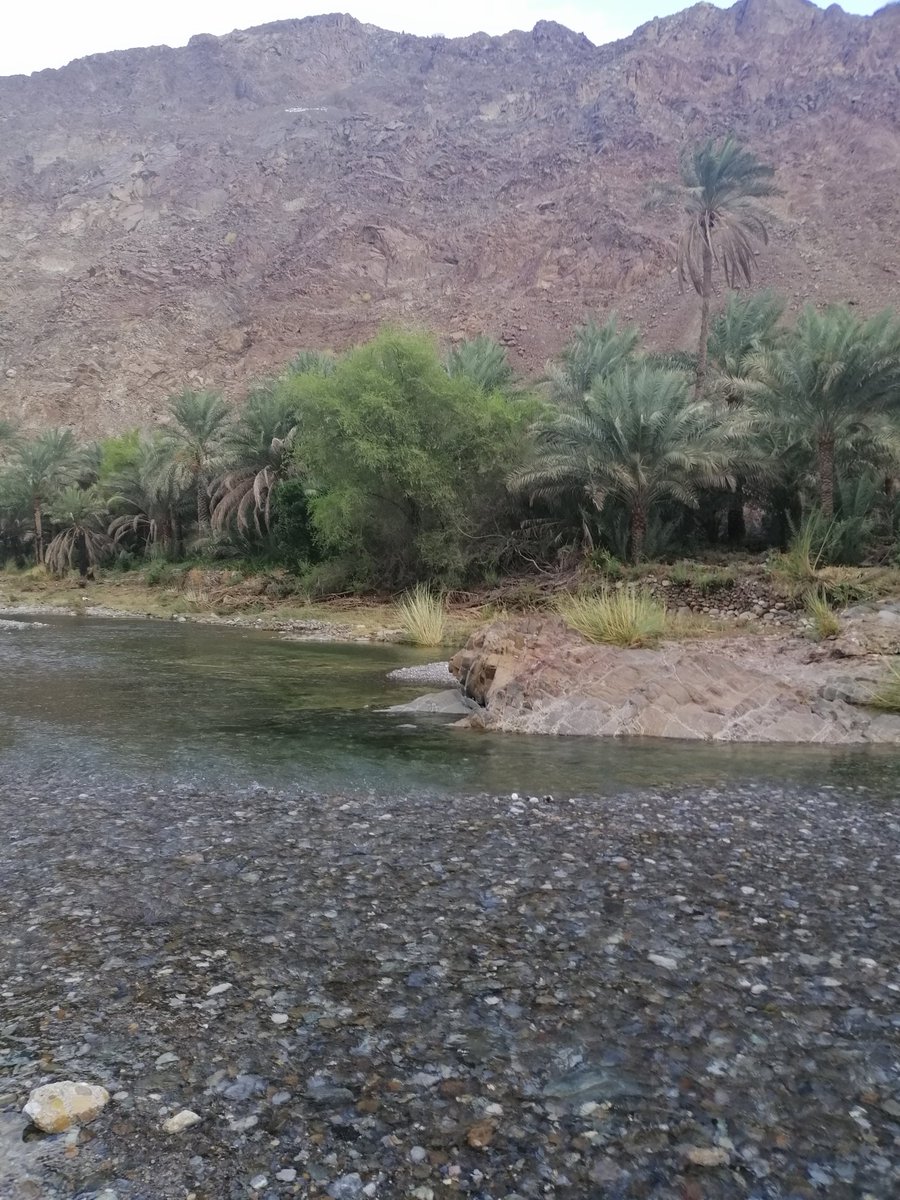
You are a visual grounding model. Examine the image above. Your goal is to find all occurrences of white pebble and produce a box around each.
[162,1109,201,1134]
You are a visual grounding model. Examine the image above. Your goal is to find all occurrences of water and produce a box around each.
[1,613,897,795]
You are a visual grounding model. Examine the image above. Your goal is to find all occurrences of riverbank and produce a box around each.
[3,770,899,1199]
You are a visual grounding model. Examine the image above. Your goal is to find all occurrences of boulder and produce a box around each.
[449,617,900,744]
[23,1081,110,1133]
[385,690,473,715]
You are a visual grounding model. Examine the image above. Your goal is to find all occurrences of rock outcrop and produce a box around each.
[449,617,900,743]
[2,3,900,430]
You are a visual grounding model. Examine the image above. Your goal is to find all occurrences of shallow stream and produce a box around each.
[1,613,897,796]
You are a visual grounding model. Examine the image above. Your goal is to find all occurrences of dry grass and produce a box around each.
[395,585,448,646]
[804,588,841,640]
[558,587,667,648]
[868,663,900,713]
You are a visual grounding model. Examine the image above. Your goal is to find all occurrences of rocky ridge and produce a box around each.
[1,0,900,430]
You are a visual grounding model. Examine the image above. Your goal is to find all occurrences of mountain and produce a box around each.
[1,1,899,431]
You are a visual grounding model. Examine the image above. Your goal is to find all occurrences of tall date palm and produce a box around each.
[677,136,779,397]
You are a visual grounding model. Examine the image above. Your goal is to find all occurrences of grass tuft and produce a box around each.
[804,588,841,640]
[868,664,900,713]
[396,585,447,646]
[558,587,666,648]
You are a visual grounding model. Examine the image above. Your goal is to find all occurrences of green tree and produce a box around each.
[446,336,514,392]
[677,136,779,397]
[45,485,113,577]
[5,429,82,563]
[742,305,900,517]
[515,362,740,562]
[158,390,231,539]
[287,329,533,585]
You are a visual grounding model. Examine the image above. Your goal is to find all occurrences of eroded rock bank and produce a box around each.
[450,617,900,743]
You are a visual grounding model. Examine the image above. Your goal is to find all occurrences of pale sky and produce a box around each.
[2,0,884,77]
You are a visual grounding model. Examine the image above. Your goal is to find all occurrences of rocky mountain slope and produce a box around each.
[1,0,899,431]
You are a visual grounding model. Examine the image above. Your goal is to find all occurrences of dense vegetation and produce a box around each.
[2,139,899,590]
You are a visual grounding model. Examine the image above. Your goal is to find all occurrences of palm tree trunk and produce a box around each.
[630,505,647,564]
[817,435,836,518]
[727,479,746,544]
[196,476,211,539]
[33,500,43,564]
[694,241,713,398]
[173,511,185,559]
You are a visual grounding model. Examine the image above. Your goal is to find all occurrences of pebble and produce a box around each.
[276,1168,298,1182]
[648,953,678,970]
[686,1146,730,1167]
[163,1109,201,1134]
[23,1081,110,1133]
[207,982,232,996]
[249,1175,268,1191]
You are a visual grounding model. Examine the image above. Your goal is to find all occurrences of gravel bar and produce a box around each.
[2,773,899,1199]
[386,661,457,687]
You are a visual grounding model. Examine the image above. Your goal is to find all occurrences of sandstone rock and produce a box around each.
[450,617,900,744]
[23,1081,110,1133]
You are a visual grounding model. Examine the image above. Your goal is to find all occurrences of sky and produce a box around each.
[1,0,884,77]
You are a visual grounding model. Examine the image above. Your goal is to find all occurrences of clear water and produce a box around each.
[1,613,897,796]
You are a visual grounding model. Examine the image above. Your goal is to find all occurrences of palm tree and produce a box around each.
[514,362,740,562]
[446,336,514,392]
[210,388,300,537]
[677,136,779,397]
[7,429,82,563]
[45,485,113,577]
[547,316,639,405]
[707,289,784,540]
[107,434,188,559]
[284,350,336,378]
[157,390,231,539]
[742,305,900,517]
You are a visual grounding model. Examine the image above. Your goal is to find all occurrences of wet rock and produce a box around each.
[23,1081,110,1133]
[384,690,472,716]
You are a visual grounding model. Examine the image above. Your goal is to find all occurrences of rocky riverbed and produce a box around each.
[2,770,900,1199]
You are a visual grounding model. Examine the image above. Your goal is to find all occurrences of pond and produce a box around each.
[1,613,897,797]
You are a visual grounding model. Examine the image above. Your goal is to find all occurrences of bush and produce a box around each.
[558,587,666,648]
[396,585,447,646]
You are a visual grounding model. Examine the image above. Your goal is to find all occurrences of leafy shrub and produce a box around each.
[396,585,447,646]
[558,587,666,648]
[588,548,627,581]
